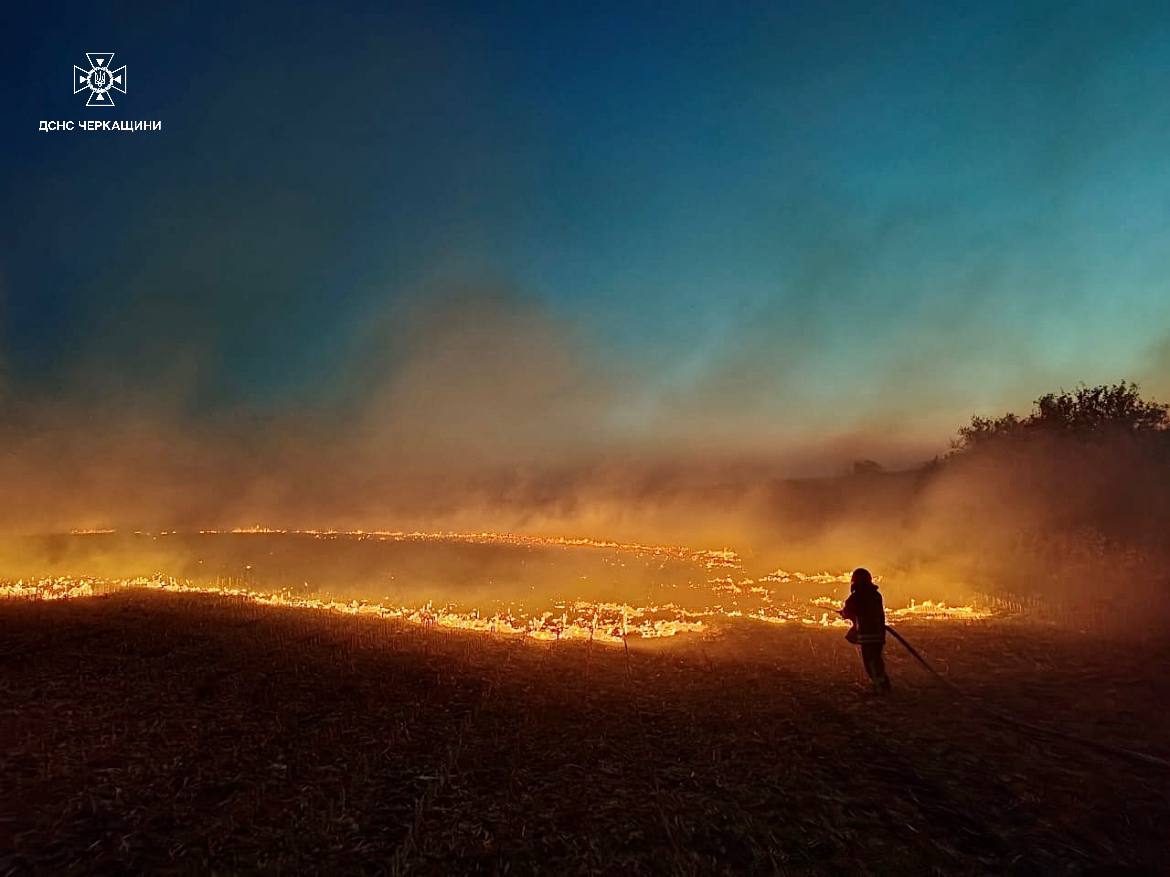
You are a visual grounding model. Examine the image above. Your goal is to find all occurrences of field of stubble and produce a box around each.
[2,591,1167,875]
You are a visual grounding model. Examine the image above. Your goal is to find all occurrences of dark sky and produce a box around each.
[5,1,1170,462]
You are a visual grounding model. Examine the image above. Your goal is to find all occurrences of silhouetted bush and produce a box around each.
[934,382,1170,614]
[953,381,1169,452]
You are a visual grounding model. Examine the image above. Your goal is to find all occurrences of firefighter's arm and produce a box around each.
[839,596,857,620]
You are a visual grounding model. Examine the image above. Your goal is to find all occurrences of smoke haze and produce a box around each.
[0,283,1166,626]
[5,3,1170,620]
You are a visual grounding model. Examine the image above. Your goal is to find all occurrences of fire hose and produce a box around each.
[884,624,1170,771]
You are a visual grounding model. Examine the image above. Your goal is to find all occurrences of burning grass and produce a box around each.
[0,574,990,646]
[0,529,990,646]
[1,589,1167,873]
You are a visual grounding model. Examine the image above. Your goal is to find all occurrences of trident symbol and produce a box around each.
[74,53,127,107]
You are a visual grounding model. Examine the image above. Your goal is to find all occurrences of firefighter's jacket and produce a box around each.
[841,583,886,644]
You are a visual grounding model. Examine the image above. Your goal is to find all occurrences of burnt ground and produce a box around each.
[1,592,1167,875]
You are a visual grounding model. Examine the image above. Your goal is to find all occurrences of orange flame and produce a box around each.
[3,529,991,641]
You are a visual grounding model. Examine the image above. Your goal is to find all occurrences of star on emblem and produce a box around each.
[74,53,127,107]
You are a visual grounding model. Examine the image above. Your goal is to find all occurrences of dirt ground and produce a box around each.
[1,592,1167,874]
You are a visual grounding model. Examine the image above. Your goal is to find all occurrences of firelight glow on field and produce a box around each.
[0,528,989,643]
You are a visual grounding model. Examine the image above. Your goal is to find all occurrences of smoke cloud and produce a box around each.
[0,283,1167,632]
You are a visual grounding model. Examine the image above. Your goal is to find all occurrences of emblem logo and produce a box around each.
[74,53,126,107]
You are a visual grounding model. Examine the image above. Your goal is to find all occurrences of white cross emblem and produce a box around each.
[74,53,127,107]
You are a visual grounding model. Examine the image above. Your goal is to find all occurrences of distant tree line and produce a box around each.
[936,381,1170,607]
[952,381,1169,452]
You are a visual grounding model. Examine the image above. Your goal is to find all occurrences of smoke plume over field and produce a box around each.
[0,287,1167,624]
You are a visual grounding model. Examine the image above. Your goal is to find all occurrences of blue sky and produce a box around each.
[5,0,1170,462]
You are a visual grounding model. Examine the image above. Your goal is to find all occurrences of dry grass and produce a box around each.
[1,592,1167,874]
